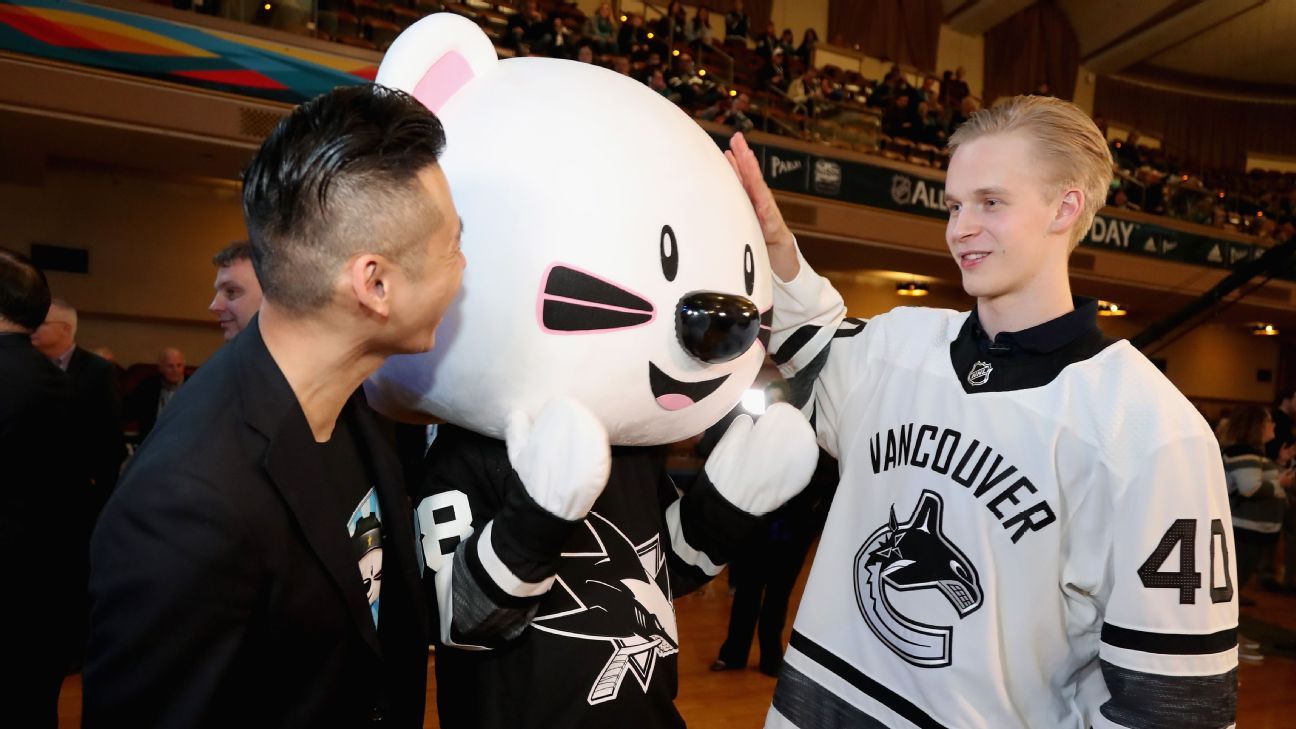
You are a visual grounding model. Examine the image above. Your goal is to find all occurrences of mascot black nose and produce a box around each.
[676,292,761,364]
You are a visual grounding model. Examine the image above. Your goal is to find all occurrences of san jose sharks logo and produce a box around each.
[532,512,679,705]
[853,490,983,668]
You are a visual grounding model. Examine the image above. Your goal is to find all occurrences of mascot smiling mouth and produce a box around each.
[649,363,728,411]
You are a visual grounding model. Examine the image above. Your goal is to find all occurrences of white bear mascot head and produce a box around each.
[366,13,771,446]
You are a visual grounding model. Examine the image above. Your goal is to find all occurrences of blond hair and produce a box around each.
[948,95,1112,250]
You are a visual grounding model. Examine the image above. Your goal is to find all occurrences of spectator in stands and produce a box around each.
[539,15,575,58]
[754,21,778,58]
[1114,130,1143,170]
[788,65,820,116]
[778,28,796,58]
[657,1,687,40]
[947,94,978,135]
[915,76,939,107]
[506,1,546,53]
[1220,405,1290,662]
[915,100,946,146]
[724,0,750,47]
[669,52,719,107]
[31,298,125,498]
[574,44,593,64]
[757,47,789,93]
[0,247,82,729]
[613,55,632,76]
[124,347,188,443]
[796,28,818,68]
[939,69,953,108]
[687,6,713,47]
[617,13,649,60]
[698,93,754,133]
[946,66,970,109]
[882,93,921,141]
[868,65,907,109]
[1108,186,1141,211]
[581,2,617,54]
[1031,81,1052,96]
[648,67,679,102]
[210,240,263,341]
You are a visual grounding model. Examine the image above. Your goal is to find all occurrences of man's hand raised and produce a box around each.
[725,132,800,281]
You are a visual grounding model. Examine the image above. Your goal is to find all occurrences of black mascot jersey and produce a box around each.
[416,426,759,729]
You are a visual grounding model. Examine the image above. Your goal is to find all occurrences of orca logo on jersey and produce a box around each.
[967,360,992,387]
[854,490,983,668]
[531,512,679,705]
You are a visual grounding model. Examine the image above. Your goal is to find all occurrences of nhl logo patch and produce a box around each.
[967,361,993,387]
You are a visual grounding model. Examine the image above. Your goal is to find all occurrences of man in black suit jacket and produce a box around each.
[31,299,126,501]
[0,248,81,728]
[86,84,466,728]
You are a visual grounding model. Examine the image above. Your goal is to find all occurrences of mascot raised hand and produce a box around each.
[367,13,818,728]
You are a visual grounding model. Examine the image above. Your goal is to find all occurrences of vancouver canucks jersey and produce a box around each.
[765,248,1238,729]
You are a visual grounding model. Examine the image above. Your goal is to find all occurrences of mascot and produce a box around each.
[368,13,818,728]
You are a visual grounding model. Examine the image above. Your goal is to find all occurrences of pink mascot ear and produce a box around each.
[412,51,475,113]
[376,12,498,112]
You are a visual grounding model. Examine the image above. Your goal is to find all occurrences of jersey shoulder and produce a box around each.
[866,306,967,365]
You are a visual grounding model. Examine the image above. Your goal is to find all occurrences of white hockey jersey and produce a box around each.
[765,248,1238,729]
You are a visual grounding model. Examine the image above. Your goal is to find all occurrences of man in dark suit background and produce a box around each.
[86,85,466,728]
[0,248,81,728]
[30,296,126,671]
[30,298,126,501]
[123,346,187,441]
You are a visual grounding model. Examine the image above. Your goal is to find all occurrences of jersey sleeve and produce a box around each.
[769,242,874,460]
[415,429,582,649]
[660,466,764,597]
[1094,432,1238,729]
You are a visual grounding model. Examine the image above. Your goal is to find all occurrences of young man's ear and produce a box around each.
[1050,189,1084,237]
[350,254,393,318]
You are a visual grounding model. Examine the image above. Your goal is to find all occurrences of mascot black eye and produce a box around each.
[743,244,755,296]
[660,225,678,282]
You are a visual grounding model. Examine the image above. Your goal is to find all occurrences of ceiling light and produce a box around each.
[1254,323,1279,336]
[896,282,928,297]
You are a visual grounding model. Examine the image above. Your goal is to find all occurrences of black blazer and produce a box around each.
[123,372,168,442]
[66,346,126,497]
[86,318,428,728]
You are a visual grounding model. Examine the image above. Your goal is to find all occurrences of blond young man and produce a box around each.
[727,96,1238,728]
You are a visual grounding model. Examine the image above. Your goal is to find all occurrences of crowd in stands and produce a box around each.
[155,0,1294,243]
[1101,123,1296,242]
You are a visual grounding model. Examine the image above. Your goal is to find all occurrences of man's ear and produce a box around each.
[1050,189,1084,237]
[350,254,392,319]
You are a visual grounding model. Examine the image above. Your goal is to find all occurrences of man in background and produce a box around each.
[0,248,80,727]
[209,240,263,340]
[123,347,187,441]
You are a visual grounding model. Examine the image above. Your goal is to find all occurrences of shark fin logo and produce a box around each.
[853,490,983,668]
[532,512,679,705]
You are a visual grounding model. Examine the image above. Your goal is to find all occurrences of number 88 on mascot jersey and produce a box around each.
[366,13,818,729]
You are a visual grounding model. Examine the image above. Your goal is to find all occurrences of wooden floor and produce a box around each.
[58,575,1296,728]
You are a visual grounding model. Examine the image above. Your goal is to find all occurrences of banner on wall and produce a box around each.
[713,132,1269,276]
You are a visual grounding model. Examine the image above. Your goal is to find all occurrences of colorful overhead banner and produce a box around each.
[0,0,377,103]
[712,132,1274,277]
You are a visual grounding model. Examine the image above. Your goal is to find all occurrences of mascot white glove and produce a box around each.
[506,397,612,521]
[704,402,818,515]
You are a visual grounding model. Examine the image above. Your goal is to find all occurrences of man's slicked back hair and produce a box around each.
[948,95,1113,250]
[0,247,51,331]
[241,84,447,312]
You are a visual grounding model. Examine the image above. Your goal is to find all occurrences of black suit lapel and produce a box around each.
[233,320,383,655]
